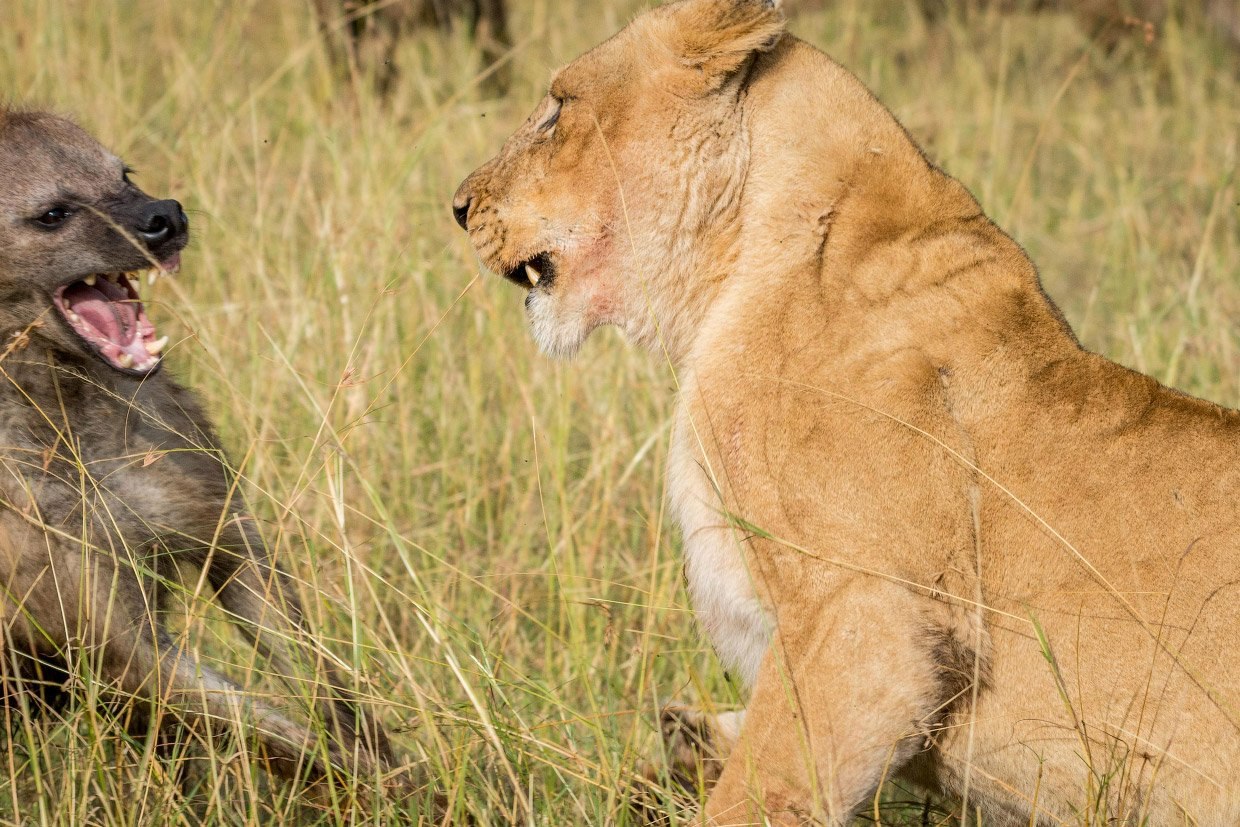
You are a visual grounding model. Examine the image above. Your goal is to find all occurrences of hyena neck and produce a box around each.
[0,346,178,432]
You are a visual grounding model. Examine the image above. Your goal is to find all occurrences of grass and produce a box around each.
[0,0,1236,824]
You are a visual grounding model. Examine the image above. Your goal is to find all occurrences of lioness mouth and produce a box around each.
[52,254,178,375]
[505,252,555,290]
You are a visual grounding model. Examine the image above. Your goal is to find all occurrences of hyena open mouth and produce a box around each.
[52,253,178,375]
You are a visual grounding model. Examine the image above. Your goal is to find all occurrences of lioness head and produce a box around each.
[0,110,187,376]
[453,0,786,359]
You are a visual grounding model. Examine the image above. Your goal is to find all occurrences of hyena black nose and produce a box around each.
[452,194,472,231]
[138,199,188,247]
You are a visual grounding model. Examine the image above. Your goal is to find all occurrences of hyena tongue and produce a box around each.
[63,280,137,346]
[57,274,162,372]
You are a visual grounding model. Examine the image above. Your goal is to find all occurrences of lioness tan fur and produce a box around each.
[453,0,1240,823]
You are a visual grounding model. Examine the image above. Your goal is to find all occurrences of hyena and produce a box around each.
[0,109,393,781]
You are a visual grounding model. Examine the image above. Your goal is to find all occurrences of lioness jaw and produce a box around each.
[456,0,1240,823]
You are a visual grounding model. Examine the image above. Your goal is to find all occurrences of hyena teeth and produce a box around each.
[147,269,159,286]
[105,272,120,283]
[145,336,168,356]
[525,263,541,286]
[118,353,134,368]
[84,274,97,286]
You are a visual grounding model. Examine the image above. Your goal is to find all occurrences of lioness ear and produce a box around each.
[647,0,786,91]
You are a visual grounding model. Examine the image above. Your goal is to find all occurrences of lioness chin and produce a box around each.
[454,1,1239,823]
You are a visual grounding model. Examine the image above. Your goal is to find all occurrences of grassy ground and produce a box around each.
[0,0,1236,824]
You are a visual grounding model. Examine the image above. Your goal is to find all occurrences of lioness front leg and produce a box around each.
[657,704,746,790]
[706,581,958,825]
[631,705,747,825]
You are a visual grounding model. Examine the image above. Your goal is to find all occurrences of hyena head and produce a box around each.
[0,110,187,376]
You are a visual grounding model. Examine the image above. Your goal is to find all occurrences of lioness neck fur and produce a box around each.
[0,109,393,782]
[455,0,1240,823]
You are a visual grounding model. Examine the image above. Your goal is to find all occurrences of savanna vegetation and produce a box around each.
[0,0,1236,823]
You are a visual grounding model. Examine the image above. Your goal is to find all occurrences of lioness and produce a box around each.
[0,109,393,781]
[453,0,1239,823]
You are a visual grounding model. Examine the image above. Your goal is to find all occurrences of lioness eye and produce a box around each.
[34,207,72,228]
[538,97,563,133]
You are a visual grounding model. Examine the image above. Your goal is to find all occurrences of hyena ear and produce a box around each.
[647,0,786,92]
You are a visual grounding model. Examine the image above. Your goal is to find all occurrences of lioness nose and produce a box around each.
[138,199,188,247]
[452,194,472,231]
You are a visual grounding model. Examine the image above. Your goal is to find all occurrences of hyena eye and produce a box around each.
[34,206,72,228]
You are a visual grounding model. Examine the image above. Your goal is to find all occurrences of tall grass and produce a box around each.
[0,0,1236,824]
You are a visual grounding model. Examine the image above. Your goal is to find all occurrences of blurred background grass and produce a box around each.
[0,0,1236,824]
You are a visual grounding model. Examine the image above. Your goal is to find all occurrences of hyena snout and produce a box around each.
[135,199,188,249]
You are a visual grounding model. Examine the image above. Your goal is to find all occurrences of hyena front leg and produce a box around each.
[3,531,333,780]
[201,517,395,776]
